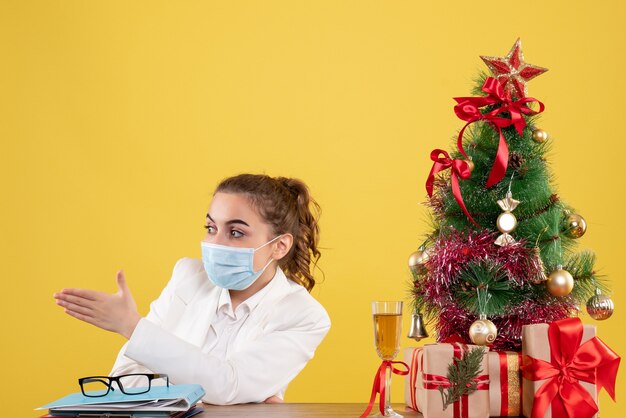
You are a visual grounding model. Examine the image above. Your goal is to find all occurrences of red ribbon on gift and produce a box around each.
[426,149,477,226]
[453,77,545,188]
[422,343,489,418]
[360,360,409,418]
[521,317,621,418]
[408,348,421,411]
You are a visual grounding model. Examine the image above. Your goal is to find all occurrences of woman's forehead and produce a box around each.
[207,192,263,223]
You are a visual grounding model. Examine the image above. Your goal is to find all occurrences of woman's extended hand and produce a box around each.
[53,270,142,339]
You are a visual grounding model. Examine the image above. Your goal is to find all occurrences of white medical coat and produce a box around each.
[109,257,331,405]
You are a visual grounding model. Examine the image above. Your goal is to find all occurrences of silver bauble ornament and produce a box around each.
[408,247,429,274]
[586,288,614,320]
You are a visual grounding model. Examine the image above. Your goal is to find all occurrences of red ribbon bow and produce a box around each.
[360,360,409,418]
[453,77,545,188]
[426,149,477,226]
[521,317,621,418]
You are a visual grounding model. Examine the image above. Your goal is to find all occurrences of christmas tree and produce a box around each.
[410,38,614,351]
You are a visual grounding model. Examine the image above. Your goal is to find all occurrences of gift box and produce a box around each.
[487,351,522,417]
[404,347,424,412]
[521,318,620,418]
[405,343,490,418]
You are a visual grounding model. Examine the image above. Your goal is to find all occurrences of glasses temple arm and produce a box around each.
[153,373,170,387]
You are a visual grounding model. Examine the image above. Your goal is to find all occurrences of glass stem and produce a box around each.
[385,363,392,415]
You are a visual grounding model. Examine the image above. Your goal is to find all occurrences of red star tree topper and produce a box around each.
[480,38,548,100]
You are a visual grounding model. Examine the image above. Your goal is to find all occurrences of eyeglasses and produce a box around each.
[78,373,170,397]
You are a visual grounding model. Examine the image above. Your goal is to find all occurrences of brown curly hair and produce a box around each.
[215,174,321,292]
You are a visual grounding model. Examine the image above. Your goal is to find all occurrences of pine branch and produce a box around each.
[438,346,486,410]
[453,261,523,316]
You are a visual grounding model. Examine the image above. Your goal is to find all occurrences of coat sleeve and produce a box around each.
[108,258,187,382]
[122,298,331,405]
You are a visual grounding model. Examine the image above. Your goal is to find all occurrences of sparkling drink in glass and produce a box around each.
[371,301,403,417]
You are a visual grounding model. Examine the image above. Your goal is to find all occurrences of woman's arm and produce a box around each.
[122,303,331,405]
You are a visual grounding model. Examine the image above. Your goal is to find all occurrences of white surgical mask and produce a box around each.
[200,235,282,290]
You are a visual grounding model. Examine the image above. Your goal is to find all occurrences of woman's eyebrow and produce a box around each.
[206,213,250,227]
[227,219,250,226]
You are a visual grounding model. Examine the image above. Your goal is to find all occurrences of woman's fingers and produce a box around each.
[64,308,99,326]
[263,396,283,404]
[56,298,95,316]
[58,287,100,301]
[54,292,96,309]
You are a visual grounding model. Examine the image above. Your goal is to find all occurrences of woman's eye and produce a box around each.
[231,230,244,238]
[204,225,217,234]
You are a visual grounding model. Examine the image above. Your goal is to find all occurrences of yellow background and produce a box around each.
[1,1,625,416]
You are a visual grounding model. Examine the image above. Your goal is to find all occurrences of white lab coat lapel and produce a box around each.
[248,268,292,327]
[163,266,295,351]
[230,268,293,352]
[168,269,221,347]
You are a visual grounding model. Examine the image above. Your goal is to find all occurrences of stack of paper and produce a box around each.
[37,384,205,417]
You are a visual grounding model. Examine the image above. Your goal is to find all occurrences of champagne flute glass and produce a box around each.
[372,301,403,417]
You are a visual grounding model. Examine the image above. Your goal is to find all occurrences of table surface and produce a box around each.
[197,403,423,417]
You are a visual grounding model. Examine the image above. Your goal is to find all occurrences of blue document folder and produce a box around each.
[37,384,205,413]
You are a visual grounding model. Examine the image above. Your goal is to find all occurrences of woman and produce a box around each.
[53,174,331,405]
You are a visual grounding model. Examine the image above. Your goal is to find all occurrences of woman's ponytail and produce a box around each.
[275,177,321,292]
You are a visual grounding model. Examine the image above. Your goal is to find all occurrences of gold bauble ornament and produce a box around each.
[564,213,587,239]
[469,315,498,346]
[586,288,614,320]
[532,129,549,143]
[546,267,574,297]
[408,248,429,274]
[465,159,475,173]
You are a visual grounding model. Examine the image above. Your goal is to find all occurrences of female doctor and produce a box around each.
[53,174,331,405]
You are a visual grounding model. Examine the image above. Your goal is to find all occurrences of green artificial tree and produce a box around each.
[409,39,614,351]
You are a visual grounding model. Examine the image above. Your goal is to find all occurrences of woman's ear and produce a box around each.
[272,234,294,261]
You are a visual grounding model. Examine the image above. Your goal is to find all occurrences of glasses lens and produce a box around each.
[81,378,111,397]
[118,375,150,394]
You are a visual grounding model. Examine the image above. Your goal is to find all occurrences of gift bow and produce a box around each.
[453,77,545,188]
[521,317,621,418]
[426,149,477,226]
[360,360,409,418]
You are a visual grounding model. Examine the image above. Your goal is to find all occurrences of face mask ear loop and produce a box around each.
[252,234,282,274]
[253,234,283,252]
[254,256,275,274]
